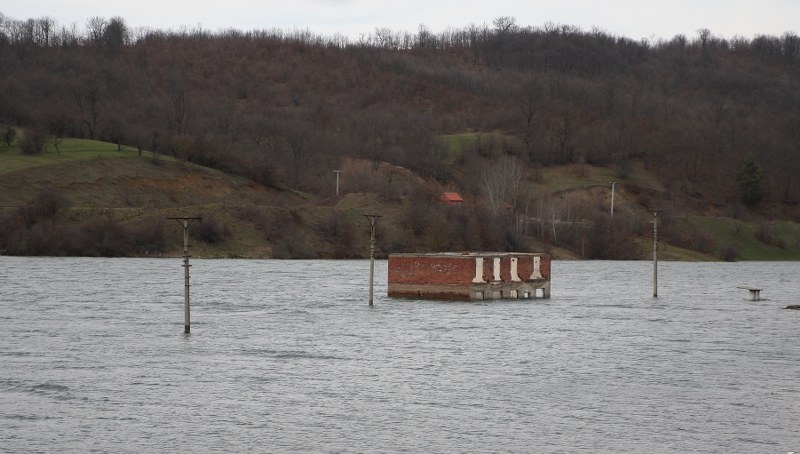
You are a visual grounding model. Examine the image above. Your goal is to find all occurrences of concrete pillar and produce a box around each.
[492,257,501,282]
[530,256,543,280]
[472,258,485,283]
[510,257,522,282]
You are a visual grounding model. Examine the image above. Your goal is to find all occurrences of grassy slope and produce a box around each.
[437,132,505,163]
[1,138,292,257]
[3,135,800,260]
[689,216,800,260]
[0,139,173,174]
[0,138,406,258]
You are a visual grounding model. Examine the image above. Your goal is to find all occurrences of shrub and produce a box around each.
[271,238,313,258]
[3,127,16,146]
[721,243,740,262]
[130,219,167,254]
[191,215,228,244]
[19,128,46,155]
[19,188,71,225]
[80,217,130,257]
[755,222,776,246]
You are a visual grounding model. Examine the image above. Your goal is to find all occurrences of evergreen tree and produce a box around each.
[737,155,763,206]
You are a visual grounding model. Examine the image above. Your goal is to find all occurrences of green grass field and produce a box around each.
[689,215,800,260]
[0,138,170,175]
[436,132,505,163]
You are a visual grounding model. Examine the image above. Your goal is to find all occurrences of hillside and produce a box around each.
[2,15,800,259]
[3,137,800,260]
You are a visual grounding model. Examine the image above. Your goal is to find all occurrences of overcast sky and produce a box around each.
[4,0,798,41]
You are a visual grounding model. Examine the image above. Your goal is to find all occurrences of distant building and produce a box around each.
[442,192,464,205]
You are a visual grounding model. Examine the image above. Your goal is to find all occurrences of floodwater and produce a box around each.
[1,257,798,453]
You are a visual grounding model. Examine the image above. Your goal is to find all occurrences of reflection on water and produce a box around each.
[1,257,798,452]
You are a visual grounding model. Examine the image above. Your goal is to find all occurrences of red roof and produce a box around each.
[442,192,464,204]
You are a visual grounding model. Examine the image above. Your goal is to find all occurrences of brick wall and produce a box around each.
[388,256,475,285]
[516,255,551,280]
[388,254,551,285]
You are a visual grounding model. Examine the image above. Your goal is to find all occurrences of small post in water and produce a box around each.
[364,214,382,306]
[168,216,201,333]
[650,209,661,298]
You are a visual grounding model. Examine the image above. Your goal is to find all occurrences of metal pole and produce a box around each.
[609,181,617,218]
[651,210,660,298]
[333,170,341,197]
[364,214,382,306]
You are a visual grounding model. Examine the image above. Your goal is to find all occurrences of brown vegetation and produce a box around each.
[1,13,799,258]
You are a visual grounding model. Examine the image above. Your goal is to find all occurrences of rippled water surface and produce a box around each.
[1,257,798,453]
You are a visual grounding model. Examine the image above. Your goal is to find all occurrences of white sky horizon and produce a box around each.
[3,0,798,42]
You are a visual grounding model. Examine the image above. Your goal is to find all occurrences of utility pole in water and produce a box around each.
[364,214,382,307]
[168,216,201,333]
[650,210,661,298]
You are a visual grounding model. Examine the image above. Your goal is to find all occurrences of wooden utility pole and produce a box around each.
[650,210,661,298]
[364,214,382,306]
[169,217,201,333]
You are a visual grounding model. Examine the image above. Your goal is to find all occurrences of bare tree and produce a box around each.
[482,154,527,216]
[517,77,541,159]
[102,17,128,51]
[374,27,395,49]
[557,107,573,163]
[58,22,80,47]
[73,73,103,139]
[3,127,16,146]
[166,82,192,135]
[38,17,55,46]
[85,16,106,44]
[492,16,517,34]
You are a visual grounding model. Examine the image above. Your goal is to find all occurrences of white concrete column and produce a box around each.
[510,257,521,282]
[493,257,501,282]
[530,256,543,280]
[472,258,485,283]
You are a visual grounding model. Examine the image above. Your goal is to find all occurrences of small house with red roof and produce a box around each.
[442,192,464,205]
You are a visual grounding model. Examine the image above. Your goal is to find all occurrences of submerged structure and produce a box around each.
[388,252,551,300]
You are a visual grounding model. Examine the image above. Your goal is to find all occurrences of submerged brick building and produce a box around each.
[388,252,551,300]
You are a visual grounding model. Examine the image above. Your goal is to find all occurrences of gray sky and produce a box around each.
[4,0,798,41]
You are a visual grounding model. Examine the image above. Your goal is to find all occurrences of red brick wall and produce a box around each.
[482,258,492,282]
[388,256,475,285]
[541,256,551,280]
[516,255,551,280]
[501,257,512,281]
[388,255,551,285]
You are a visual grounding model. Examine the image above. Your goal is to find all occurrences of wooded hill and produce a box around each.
[2,14,800,259]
